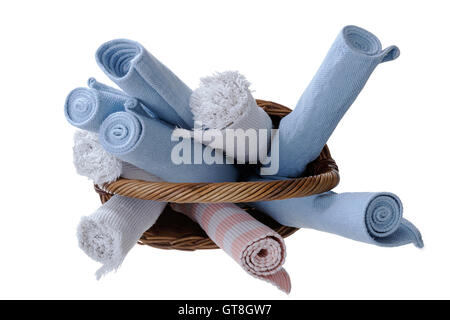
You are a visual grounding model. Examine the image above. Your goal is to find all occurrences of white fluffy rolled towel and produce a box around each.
[78,195,166,278]
[73,130,122,185]
[188,71,273,164]
[73,130,162,184]
[73,130,165,278]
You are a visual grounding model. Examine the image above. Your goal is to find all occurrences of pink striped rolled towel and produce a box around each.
[171,203,291,293]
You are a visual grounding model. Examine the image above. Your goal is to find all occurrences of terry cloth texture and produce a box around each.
[65,79,129,132]
[73,130,123,185]
[250,192,423,248]
[189,71,273,163]
[171,202,291,293]
[99,111,239,183]
[96,39,194,129]
[73,130,163,184]
[275,25,400,177]
[77,195,166,279]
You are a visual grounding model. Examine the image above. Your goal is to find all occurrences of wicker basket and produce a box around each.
[94,99,340,251]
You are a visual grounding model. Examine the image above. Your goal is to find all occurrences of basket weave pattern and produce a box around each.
[94,100,340,250]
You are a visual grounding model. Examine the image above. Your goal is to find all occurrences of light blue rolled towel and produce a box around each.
[65,79,129,132]
[250,192,423,248]
[275,26,400,177]
[96,39,194,129]
[99,111,238,183]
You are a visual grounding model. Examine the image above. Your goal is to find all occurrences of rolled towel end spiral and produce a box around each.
[65,83,127,132]
[242,235,286,276]
[171,203,291,293]
[342,25,400,62]
[241,234,291,293]
[65,88,99,130]
[365,193,403,239]
[96,39,142,80]
[99,111,143,155]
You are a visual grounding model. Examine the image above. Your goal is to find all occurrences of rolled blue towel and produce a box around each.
[275,25,400,177]
[64,79,129,132]
[96,39,194,129]
[99,111,239,183]
[250,192,423,248]
[88,78,158,120]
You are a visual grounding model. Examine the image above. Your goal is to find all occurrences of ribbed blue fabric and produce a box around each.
[96,39,194,129]
[99,111,238,183]
[250,192,423,248]
[64,80,129,132]
[275,26,400,177]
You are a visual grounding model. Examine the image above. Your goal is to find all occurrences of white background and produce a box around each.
[0,0,448,299]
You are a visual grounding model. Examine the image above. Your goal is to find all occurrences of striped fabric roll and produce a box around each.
[171,203,291,293]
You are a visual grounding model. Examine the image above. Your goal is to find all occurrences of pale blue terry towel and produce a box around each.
[99,111,238,183]
[250,192,423,248]
[96,39,194,129]
[275,26,400,177]
[64,79,129,132]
